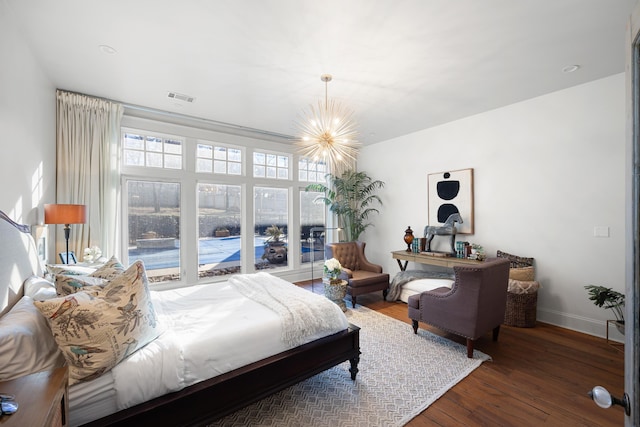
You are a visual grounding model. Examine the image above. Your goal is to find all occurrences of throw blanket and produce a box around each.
[388,269,455,301]
[229,272,347,347]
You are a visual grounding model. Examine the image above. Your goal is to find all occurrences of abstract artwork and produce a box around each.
[427,168,474,234]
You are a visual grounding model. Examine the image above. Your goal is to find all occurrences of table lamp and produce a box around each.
[44,204,87,264]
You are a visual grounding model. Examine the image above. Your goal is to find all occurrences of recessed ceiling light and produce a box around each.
[99,44,117,55]
[562,65,580,73]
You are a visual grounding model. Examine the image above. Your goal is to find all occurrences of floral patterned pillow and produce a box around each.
[89,256,126,280]
[55,275,107,296]
[34,261,162,385]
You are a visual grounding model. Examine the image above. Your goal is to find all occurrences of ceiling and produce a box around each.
[6,0,637,145]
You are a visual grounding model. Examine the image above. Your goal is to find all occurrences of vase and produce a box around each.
[404,226,414,252]
[323,278,347,312]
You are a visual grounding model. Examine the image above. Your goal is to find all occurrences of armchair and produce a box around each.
[325,241,389,308]
[407,258,510,358]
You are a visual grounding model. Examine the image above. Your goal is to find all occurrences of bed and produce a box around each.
[0,210,360,426]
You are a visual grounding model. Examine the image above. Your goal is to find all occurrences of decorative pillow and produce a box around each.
[55,274,107,296]
[89,256,126,280]
[23,276,57,300]
[34,261,162,385]
[509,266,535,281]
[507,279,541,294]
[0,296,65,381]
[46,264,96,276]
[496,250,534,268]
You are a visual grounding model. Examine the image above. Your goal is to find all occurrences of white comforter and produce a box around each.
[110,273,349,410]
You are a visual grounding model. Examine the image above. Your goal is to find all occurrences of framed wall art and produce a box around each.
[427,168,474,234]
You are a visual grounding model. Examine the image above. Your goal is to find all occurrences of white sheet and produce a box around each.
[68,371,117,426]
[108,274,349,411]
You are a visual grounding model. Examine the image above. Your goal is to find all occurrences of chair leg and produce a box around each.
[412,319,418,334]
[492,325,501,341]
[382,289,388,301]
[466,339,474,358]
[351,295,357,308]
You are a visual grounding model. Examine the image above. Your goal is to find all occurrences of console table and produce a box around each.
[392,250,483,271]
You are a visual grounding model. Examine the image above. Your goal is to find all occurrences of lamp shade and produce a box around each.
[44,204,87,225]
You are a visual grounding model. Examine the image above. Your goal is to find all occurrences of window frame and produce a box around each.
[119,117,329,289]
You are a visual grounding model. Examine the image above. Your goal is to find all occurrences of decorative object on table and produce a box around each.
[58,251,77,264]
[305,169,384,242]
[82,246,102,264]
[295,74,361,175]
[404,226,414,252]
[412,237,420,253]
[44,204,87,265]
[455,241,470,258]
[424,213,462,256]
[497,250,539,327]
[470,243,486,261]
[323,258,347,311]
[262,225,287,264]
[427,168,474,235]
[584,285,625,335]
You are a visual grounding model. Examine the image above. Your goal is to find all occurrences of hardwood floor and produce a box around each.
[297,281,626,427]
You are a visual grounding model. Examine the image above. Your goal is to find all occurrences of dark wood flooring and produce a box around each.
[296,280,626,427]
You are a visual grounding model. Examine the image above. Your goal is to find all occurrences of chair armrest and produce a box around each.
[341,268,354,278]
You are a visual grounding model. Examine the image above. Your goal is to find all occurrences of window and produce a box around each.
[298,158,327,183]
[300,190,325,264]
[197,183,241,278]
[196,143,242,175]
[123,132,183,169]
[126,180,181,283]
[120,121,327,287]
[253,151,289,180]
[254,187,288,269]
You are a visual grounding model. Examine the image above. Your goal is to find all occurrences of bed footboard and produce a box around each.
[83,324,360,427]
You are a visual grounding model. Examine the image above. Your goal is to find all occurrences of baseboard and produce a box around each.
[537,307,624,343]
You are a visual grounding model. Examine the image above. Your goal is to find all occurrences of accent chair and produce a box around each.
[325,241,389,308]
[407,258,510,358]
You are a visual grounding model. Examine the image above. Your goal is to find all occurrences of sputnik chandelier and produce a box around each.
[295,74,360,173]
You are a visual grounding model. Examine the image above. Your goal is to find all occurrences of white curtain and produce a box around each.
[55,90,123,261]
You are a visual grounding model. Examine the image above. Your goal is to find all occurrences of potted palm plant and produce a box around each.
[584,285,625,335]
[305,169,385,242]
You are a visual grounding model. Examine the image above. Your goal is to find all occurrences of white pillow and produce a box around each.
[0,296,65,381]
[23,276,56,300]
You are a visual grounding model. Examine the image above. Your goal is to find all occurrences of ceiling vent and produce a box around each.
[167,92,195,103]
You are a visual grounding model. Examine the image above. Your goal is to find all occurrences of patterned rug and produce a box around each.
[206,305,490,427]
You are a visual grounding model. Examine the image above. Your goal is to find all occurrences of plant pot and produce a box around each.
[323,279,347,312]
[263,241,287,264]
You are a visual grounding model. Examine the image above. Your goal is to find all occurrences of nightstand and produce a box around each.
[0,366,68,426]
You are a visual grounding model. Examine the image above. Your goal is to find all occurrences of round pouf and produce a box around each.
[323,279,348,312]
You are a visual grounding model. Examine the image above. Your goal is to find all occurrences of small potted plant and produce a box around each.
[584,285,625,335]
[262,225,287,264]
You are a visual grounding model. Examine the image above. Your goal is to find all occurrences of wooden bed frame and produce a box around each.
[0,210,361,426]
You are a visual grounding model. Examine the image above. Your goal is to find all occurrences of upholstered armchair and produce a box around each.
[407,259,510,358]
[325,241,389,308]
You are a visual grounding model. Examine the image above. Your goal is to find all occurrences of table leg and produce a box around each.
[396,259,408,271]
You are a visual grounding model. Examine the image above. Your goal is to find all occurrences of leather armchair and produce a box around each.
[325,241,389,308]
[407,258,510,358]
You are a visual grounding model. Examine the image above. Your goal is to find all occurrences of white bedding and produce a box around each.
[69,273,349,425]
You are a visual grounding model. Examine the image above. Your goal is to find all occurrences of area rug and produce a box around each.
[206,305,490,427]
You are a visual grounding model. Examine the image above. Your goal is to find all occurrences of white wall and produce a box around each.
[358,74,626,339]
[0,0,56,225]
